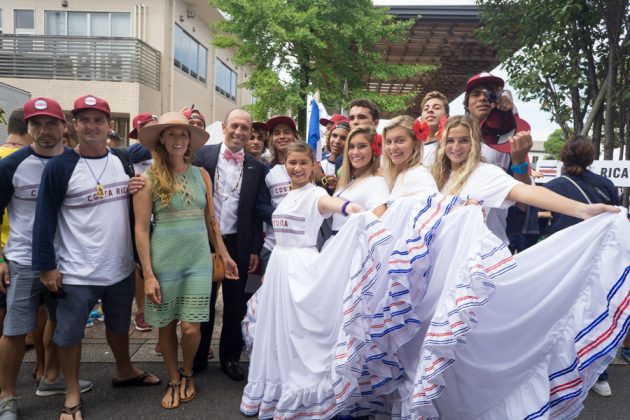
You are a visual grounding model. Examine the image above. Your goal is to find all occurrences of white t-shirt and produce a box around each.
[422,141,438,168]
[332,175,389,231]
[272,183,329,248]
[481,144,516,244]
[441,162,520,209]
[263,164,291,251]
[388,165,438,205]
[320,159,336,176]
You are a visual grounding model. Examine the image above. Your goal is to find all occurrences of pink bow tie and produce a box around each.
[223,149,244,164]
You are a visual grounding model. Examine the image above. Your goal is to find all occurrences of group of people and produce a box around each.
[0,70,628,420]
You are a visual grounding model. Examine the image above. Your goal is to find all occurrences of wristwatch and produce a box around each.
[510,162,529,175]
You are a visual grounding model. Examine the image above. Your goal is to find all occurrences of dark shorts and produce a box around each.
[3,260,57,336]
[53,272,134,347]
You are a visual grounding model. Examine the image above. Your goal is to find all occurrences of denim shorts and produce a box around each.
[3,260,57,336]
[53,272,134,347]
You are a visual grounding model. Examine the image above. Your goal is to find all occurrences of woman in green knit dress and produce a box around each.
[134,112,238,409]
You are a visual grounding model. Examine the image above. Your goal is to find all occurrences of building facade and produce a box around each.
[0,0,254,142]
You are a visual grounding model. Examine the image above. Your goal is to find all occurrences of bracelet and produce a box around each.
[341,200,351,217]
[510,162,529,175]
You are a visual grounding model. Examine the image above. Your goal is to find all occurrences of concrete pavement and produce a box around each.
[14,295,630,419]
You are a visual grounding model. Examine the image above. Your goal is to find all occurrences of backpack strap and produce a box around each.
[560,175,592,204]
[110,147,136,178]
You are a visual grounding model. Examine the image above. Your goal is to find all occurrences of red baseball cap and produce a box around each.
[252,121,268,132]
[183,108,206,126]
[481,110,531,153]
[331,120,350,132]
[319,113,348,126]
[23,97,66,122]
[128,112,158,139]
[71,94,111,118]
[266,115,296,133]
[465,72,504,93]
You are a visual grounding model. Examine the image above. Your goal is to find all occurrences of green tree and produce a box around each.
[543,128,569,160]
[210,0,434,134]
[476,0,629,160]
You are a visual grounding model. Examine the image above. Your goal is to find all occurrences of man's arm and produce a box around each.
[32,153,75,273]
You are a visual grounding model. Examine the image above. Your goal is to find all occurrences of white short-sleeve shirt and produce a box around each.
[442,162,520,209]
[332,175,389,231]
[388,165,438,205]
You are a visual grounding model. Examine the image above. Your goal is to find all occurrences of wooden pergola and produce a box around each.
[368,5,501,117]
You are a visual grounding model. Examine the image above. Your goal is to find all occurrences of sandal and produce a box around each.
[179,369,196,403]
[60,400,82,420]
[161,381,180,409]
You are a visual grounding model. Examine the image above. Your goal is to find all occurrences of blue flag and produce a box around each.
[307,99,320,151]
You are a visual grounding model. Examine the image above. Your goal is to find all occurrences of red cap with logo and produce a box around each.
[71,94,111,117]
[465,72,505,93]
[182,108,206,126]
[23,97,66,122]
[128,112,158,139]
[319,113,348,126]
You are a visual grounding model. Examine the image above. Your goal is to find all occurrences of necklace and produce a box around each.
[215,165,244,201]
[77,147,109,198]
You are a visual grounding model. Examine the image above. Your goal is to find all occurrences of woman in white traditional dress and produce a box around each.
[241,142,366,419]
[360,115,626,419]
[258,115,298,272]
[432,115,615,219]
[381,115,438,203]
[332,125,389,230]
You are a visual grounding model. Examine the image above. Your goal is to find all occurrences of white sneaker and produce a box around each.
[591,380,612,397]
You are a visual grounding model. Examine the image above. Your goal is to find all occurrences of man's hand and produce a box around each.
[248,254,259,274]
[495,90,514,112]
[40,269,62,293]
[127,175,146,195]
[509,130,533,163]
[0,261,10,294]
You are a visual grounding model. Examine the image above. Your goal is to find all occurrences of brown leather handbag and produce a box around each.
[200,168,225,282]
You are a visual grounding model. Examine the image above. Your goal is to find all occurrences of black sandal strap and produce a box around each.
[60,400,82,419]
[166,381,180,406]
[179,369,194,397]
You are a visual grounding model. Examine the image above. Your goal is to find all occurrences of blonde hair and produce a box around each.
[148,128,193,207]
[285,141,316,183]
[336,125,380,191]
[382,115,423,189]
[432,115,482,195]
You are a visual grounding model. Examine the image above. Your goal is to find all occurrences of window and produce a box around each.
[173,25,207,83]
[14,9,35,34]
[44,11,130,37]
[0,9,3,34]
[215,58,237,101]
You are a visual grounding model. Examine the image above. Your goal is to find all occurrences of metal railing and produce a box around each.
[0,35,161,91]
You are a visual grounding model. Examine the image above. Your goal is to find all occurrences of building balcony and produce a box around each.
[0,35,161,91]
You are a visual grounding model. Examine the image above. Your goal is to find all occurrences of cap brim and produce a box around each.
[266,116,296,133]
[319,118,332,126]
[138,122,210,152]
[128,128,139,139]
[24,111,66,123]
[71,105,111,118]
[466,75,504,92]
